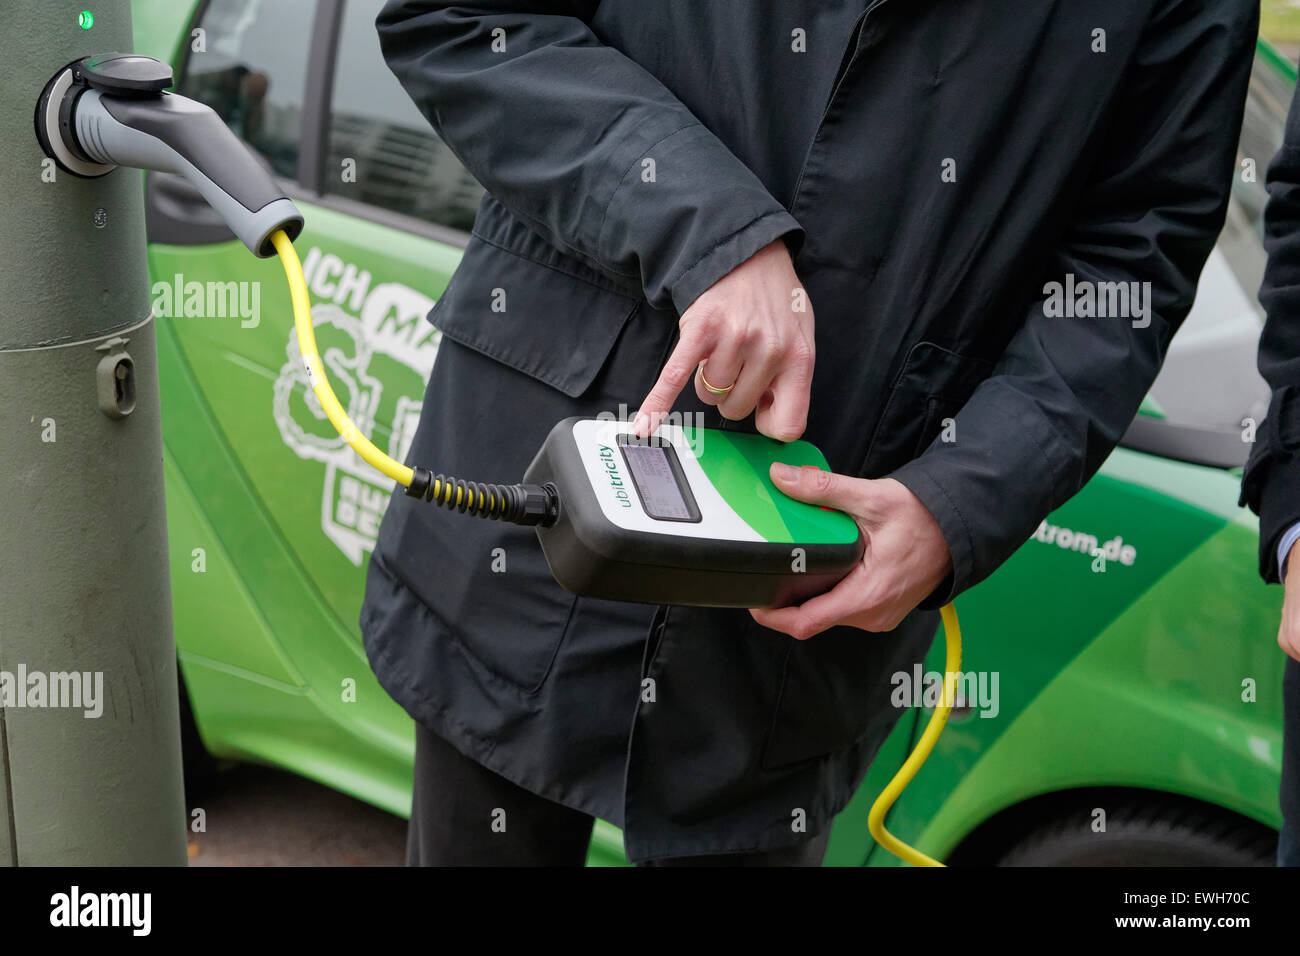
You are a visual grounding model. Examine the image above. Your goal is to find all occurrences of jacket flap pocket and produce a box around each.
[429,235,641,398]
[892,340,996,398]
[860,341,997,476]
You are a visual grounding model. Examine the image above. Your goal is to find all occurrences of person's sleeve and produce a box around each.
[1239,87,1300,585]
[1278,523,1300,579]
[375,0,802,312]
[888,0,1258,607]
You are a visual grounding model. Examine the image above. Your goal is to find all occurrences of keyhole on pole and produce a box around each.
[113,359,136,414]
[96,342,137,420]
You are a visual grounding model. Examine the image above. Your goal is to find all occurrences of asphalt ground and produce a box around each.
[184,764,406,867]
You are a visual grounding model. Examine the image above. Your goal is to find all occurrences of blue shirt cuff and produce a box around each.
[1278,522,1300,579]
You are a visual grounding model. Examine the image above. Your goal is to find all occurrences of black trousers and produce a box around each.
[1281,656,1300,866]
[407,721,831,866]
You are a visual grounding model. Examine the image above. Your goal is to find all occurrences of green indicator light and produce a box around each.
[79,10,94,29]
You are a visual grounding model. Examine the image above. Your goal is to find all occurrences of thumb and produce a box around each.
[769,463,863,512]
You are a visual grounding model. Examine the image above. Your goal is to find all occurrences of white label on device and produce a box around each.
[571,419,763,541]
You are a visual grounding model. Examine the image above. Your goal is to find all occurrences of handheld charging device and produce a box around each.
[36,52,958,866]
[523,417,863,607]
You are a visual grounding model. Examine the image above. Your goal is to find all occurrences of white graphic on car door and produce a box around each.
[273,261,439,565]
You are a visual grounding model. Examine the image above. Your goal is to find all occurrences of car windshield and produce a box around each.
[1140,46,1291,445]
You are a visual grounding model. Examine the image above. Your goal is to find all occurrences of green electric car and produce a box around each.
[129,0,1290,865]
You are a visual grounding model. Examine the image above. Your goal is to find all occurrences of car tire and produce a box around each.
[996,801,1276,866]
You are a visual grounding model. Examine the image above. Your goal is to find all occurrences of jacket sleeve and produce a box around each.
[375,0,802,312]
[1240,87,1300,585]
[888,0,1258,606]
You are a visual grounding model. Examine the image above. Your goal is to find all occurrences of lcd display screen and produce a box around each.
[618,439,701,522]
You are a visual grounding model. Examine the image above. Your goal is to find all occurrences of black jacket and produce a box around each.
[1243,89,1300,584]
[1239,76,1300,865]
[362,0,1256,861]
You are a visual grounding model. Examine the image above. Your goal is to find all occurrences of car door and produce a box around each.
[150,0,475,813]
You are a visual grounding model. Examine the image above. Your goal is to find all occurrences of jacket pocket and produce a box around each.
[642,604,669,680]
[858,341,996,477]
[430,226,643,398]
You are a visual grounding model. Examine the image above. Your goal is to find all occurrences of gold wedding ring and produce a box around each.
[699,366,735,395]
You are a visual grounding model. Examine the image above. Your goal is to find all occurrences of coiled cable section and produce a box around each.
[405,468,559,526]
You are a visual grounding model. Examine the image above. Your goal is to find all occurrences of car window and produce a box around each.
[326,0,484,231]
[1141,49,1285,440]
[178,0,315,181]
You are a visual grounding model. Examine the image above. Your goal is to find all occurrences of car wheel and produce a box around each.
[996,801,1276,866]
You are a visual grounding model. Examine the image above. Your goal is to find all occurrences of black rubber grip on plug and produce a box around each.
[406,467,559,527]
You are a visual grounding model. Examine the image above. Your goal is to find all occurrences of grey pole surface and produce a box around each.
[0,0,186,864]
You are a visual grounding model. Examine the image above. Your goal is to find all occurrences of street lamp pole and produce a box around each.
[0,0,186,865]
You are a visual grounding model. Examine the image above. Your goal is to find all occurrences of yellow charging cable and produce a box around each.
[272,229,415,487]
[271,229,558,524]
[867,601,962,867]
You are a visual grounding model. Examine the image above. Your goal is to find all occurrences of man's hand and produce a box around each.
[750,464,953,640]
[1281,543,1300,662]
[634,240,814,442]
